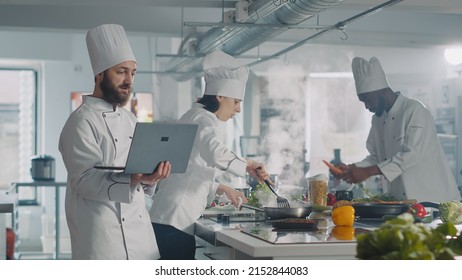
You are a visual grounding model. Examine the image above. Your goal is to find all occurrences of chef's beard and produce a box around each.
[374,94,386,117]
[100,75,131,107]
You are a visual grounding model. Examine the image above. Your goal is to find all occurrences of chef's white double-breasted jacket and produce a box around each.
[149,103,247,235]
[59,95,158,259]
[355,93,461,202]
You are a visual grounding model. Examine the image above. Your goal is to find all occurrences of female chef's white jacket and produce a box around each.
[355,93,461,202]
[149,103,247,235]
[59,96,158,259]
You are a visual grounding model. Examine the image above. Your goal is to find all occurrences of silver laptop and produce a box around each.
[94,122,198,174]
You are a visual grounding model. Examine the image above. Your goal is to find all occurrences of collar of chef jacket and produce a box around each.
[83,95,120,112]
[385,92,403,118]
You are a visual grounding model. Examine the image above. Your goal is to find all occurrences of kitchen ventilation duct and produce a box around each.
[163,0,345,80]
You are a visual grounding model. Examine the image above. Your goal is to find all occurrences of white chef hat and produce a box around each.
[203,50,249,100]
[86,24,136,76]
[352,56,390,95]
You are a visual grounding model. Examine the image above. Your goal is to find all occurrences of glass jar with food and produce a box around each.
[307,174,328,207]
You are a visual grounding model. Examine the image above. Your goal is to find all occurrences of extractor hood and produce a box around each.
[157,0,402,81]
[162,0,345,80]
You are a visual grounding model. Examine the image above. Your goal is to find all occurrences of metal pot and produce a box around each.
[30,155,55,181]
[241,204,312,220]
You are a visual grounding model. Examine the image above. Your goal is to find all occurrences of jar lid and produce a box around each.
[31,155,55,160]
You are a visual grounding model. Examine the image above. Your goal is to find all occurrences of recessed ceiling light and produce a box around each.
[444,48,462,65]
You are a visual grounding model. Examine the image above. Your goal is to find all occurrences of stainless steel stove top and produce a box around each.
[241,223,375,245]
[241,226,334,244]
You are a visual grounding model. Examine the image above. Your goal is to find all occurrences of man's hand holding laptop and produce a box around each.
[130,161,171,187]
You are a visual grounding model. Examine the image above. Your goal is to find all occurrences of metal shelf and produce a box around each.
[10,181,67,260]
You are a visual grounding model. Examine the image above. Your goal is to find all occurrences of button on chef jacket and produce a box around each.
[354,93,461,202]
[149,103,247,235]
[59,95,159,259]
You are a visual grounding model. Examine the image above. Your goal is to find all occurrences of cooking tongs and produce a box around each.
[263,179,290,208]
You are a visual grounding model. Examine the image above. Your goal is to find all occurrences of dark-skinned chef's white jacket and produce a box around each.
[355,93,461,202]
[59,95,158,260]
[149,103,247,235]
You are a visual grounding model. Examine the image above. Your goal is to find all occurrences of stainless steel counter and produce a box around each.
[195,208,269,260]
[194,209,381,260]
[195,208,462,260]
[195,208,266,246]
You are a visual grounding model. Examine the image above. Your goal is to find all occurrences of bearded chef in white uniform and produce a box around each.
[149,50,271,260]
[336,56,461,202]
[59,24,171,259]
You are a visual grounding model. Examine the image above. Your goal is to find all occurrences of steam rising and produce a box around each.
[261,63,306,187]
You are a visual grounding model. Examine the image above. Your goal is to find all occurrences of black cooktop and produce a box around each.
[241,225,372,245]
[241,226,332,244]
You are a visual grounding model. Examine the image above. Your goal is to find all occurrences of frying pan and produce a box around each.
[352,201,440,219]
[241,204,312,220]
[352,203,410,219]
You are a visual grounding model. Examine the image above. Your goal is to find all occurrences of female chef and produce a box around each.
[149,50,271,259]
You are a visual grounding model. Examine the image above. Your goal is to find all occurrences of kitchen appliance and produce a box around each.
[30,155,55,181]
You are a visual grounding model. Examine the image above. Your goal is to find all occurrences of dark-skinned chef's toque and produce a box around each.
[352,56,390,95]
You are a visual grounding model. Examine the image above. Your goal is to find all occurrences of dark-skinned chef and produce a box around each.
[333,56,461,202]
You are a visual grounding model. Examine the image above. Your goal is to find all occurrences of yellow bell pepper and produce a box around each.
[331,205,355,227]
[331,226,355,240]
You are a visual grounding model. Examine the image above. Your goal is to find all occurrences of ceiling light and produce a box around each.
[444,48,462,65]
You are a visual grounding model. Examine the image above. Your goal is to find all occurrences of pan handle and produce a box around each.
[240,204,265,213]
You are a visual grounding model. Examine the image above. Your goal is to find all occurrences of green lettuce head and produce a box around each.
[439,201,462,225]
